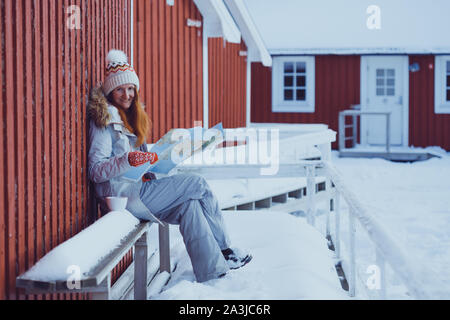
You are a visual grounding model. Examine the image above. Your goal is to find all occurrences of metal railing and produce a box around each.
[316,161,445,299]
[174,128,445,299]
[339,108,391,153]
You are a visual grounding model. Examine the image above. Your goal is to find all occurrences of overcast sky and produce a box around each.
[243,0,450,52]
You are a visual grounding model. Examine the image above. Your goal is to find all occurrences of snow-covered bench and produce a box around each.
[16,210,170,300]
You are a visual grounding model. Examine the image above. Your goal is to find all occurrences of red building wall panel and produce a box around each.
[0,0,131,300]
[251,55,361,149]
[409,55,450,150]
[208,39,247,129]
[133,0,203,141]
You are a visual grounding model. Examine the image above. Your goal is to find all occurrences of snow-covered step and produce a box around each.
[208,177,327,210]
[151,211,348,299]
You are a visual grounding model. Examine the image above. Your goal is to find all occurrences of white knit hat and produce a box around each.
[103,49,140,96]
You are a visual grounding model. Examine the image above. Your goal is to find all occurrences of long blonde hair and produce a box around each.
[108,88,151,147]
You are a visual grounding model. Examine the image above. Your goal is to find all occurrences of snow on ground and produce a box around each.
[320,148,450,298]
[147,146,450,300]
[147,211,348,300]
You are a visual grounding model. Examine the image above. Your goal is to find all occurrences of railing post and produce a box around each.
[348,209,356,297]
[339,112,345,151]
[386,113,391,153]
[306,164,316,226]
[352,114,357,148]
[134,231,148,300]
[334,190,341,260]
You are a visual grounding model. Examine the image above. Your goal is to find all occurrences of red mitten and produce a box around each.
[142,172,157,183]
[128,151,158,167]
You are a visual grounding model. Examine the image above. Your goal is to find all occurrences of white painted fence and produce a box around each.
[175,127,446,299]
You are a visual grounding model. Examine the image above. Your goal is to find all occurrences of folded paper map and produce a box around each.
[122,123,224,182]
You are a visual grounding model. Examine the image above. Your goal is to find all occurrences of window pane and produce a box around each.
[387,69,395,77]
[296,89,306,100]
[296,62,306,73]
[284,76,293,87]
[284,62,294,73]
[296,76,306,87]
[447,75,450,86]
[447,61,450,73]
[376,69,384,77]
[386,88,395,96]
[376,78,384,86]
[387,78,395,86]
[376,88,384,96]
[284,89,293,100]
[447,89,450,101]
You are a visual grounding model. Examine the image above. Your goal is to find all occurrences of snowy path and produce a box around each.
[147,211,348,300]
[326,149,450,298]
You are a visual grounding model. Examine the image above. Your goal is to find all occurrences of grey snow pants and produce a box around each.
[139,173,231,282]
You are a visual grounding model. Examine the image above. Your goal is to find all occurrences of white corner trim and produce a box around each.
[223,0,272,67]
[246,59,251,127]
[193,0,241,43]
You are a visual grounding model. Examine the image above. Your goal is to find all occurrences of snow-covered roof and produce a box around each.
[244,0,450,55]
[224,0,272,66]
[194,0,241,43]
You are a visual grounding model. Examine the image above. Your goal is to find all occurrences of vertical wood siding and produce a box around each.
[409,55,450,150]
[251,56,361,149]
[208,39,247,129]
[0,0,131,300]
[133,0,203,141]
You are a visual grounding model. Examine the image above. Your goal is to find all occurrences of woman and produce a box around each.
[87,49,251,282]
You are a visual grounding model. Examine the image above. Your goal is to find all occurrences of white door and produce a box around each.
[361,56,408,146]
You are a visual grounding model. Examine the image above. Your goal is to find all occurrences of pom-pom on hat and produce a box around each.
[103,49,140,96]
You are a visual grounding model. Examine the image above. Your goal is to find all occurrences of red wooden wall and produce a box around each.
[409,55,450,150]
[0,0,131,300]
[208,39,247,129]
[1,0,249,300]
[252,54,450,150]
[133,0,248,138]
[251,55,361,149]
[133,0,204,141]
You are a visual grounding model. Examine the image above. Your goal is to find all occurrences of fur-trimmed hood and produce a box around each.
[88,86,115,128]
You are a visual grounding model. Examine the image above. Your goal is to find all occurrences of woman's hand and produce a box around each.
[128,151,158,167]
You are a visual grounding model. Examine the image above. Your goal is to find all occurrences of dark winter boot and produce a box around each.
[221,248,252,270]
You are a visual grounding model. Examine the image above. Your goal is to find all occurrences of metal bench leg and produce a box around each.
[159,223,171,273]
[134,231,148,300]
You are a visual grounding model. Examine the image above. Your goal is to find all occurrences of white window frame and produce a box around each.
[272,56,315,113]
[434,55,450,114]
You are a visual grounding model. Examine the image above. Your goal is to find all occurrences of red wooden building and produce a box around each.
[0,0,269,300]
[246,0,450,150]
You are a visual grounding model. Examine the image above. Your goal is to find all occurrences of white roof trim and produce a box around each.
[224,0,272,66]
[269,47,450,55]
[193,0,241,44]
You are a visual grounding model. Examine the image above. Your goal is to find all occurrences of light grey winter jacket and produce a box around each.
[87,87,160,223]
